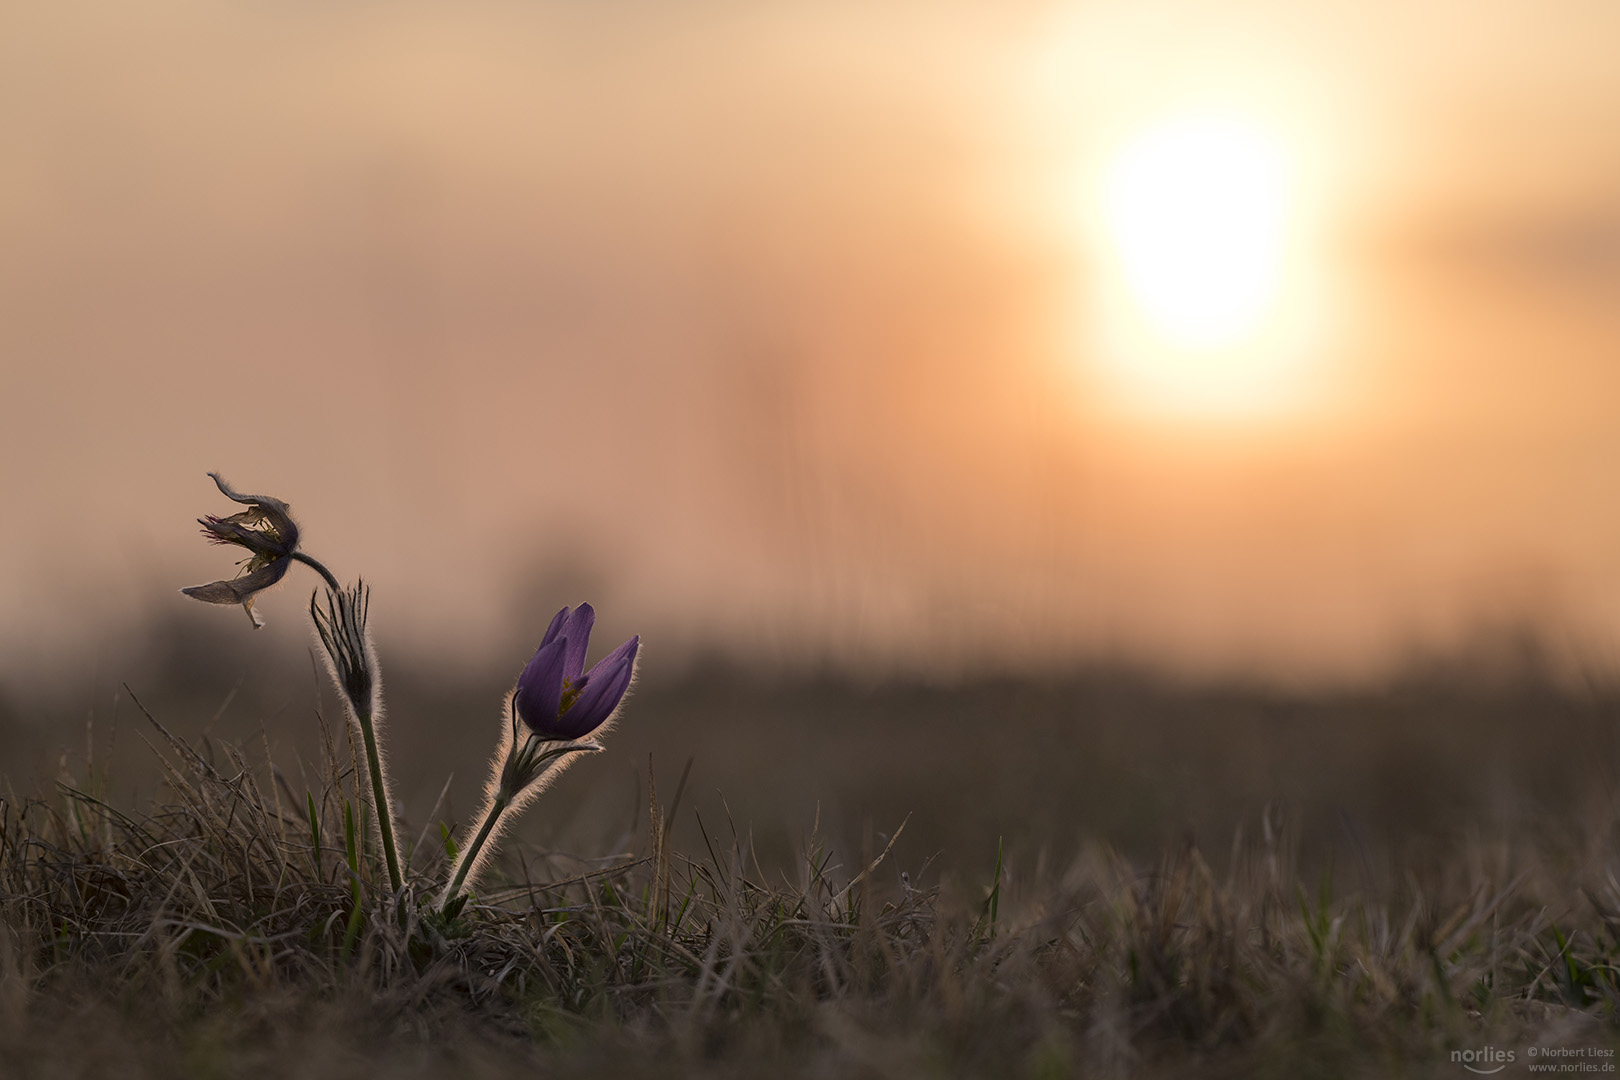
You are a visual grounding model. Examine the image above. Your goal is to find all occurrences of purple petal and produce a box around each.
[181,558,292,605]
[538,606,570,649]
[515,636,567,733]
[582,634,639,685]
[560,641,637,738]
[559,603,596,682]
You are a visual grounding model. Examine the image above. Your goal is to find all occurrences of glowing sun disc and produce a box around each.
[1078,109,1332,418]
[1103,114,1290,349]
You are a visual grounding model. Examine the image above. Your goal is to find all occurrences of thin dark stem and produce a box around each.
[355,708,403,894]
[292,552,341,593]
[442,793,509,912]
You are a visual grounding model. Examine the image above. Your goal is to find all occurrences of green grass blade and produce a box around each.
[307,792,322,881]
[341,799,363,960]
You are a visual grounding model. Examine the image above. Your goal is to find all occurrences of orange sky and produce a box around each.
[2,1,1618,684]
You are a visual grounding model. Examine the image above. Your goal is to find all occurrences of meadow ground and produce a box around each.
[2,626,1619,1077]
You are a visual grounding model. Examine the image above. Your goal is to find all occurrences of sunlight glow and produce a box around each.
[1103,116,1287,349]
[1086,111,1325,418]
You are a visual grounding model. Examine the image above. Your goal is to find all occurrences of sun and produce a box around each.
[1090,111,1318,416]
[1105,115,1287,348]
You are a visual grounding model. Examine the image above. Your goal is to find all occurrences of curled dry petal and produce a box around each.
[208,471,292,516]
[181,559,292,606]
[181,472,301,628]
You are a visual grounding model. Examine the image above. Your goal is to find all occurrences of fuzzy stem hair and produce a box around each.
[438,690,605,912]
[311,583,403,894]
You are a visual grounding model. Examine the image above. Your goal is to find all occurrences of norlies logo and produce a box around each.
[1453,1046,1516,1074]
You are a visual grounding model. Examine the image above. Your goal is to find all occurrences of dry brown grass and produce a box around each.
[1,682,1618,1079]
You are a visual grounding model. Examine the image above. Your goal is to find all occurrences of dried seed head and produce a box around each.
[311,582,375,717]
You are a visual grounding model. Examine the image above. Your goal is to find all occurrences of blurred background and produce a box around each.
[3,1,1619,878]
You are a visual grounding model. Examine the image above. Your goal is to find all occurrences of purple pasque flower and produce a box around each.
[181,473,301,628]
[514,603,639,742]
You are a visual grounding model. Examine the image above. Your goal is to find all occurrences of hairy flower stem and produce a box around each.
[309,579,402,896]
[442,793,509,913]
[292,552,341,593]
[357,707,403,894]
[439,725,598,914]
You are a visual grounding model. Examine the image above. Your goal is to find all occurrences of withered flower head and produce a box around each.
[181,472,301,629]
